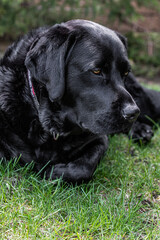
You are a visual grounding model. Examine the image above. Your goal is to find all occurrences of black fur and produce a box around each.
[0,20,160,183]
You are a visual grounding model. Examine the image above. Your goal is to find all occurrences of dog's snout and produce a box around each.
[122,105,140,122]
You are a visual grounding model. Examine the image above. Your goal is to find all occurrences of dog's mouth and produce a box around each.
[79,118,134,136]
[113,122,134,134]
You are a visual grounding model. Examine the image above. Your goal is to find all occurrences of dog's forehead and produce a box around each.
[66,20,127,70]
[66,20,122,45]
[82,21,119,41]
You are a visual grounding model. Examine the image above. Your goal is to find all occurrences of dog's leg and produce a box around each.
[125,73,160,142]
[45,135,108,183]
[0,128,36,165]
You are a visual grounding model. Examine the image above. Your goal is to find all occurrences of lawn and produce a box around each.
[0,84,160,240]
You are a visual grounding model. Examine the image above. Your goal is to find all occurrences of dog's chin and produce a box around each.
[80,121,134,136]
[107,124,133,135]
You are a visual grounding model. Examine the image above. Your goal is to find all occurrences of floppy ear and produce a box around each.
[25,25,77,102]
[115,31,128,50]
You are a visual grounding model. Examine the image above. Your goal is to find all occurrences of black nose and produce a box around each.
[122,105,140,122]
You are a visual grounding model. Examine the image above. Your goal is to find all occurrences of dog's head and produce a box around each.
[25,20,140,136]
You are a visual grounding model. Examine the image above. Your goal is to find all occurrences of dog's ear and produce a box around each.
[25,25,78,102]
[115,31,128,50]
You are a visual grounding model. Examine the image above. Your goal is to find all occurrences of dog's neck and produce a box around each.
[26,69,86,141]
[27,69,61,141]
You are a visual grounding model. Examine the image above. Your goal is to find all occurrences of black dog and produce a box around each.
[0,19,160,183]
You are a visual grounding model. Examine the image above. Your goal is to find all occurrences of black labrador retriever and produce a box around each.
[0,19,160,183]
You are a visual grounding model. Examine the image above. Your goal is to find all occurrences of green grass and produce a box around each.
[0,132,160,239]
[1,84,160,240]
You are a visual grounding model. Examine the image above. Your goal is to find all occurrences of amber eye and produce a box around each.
[124,71,129,77]
[92,69,102,75]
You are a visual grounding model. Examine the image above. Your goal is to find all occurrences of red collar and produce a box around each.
[27,70,59,141]
[27,70,39,109]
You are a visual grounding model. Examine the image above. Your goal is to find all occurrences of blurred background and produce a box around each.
[0,0,160,83]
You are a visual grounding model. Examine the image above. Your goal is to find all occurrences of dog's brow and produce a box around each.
[118,58,130,66]
[123,61,131,70]
[86,61,97,69]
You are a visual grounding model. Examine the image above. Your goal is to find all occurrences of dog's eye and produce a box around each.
[124,71,129,76]
[92,69,102,75]
[123,70,131,79]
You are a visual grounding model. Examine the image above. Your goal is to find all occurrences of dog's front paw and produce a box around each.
[129,122,154,143]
